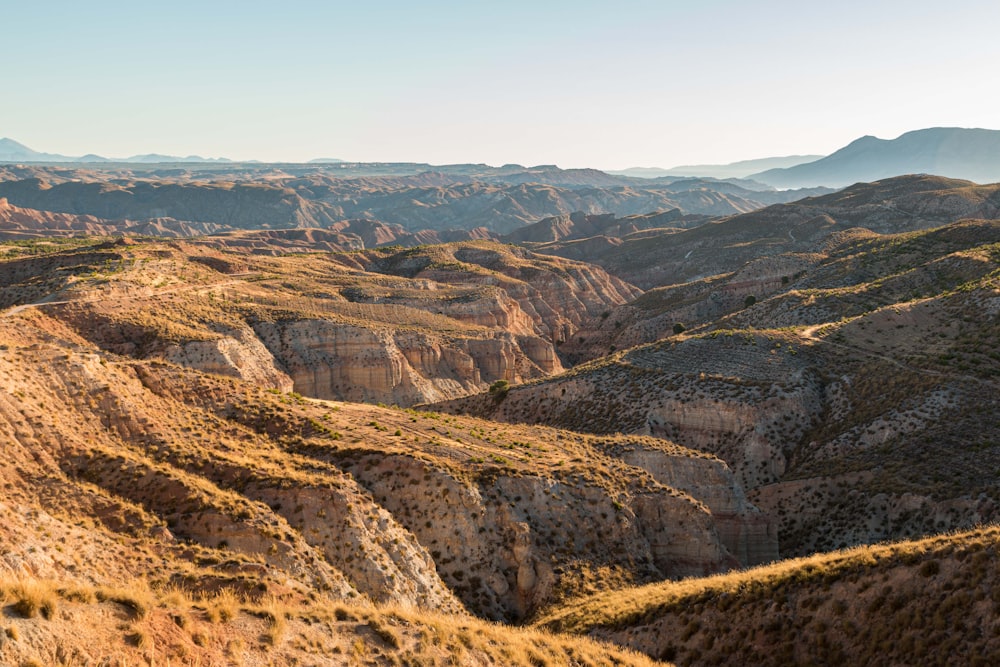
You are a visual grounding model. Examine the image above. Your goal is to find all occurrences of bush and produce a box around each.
[673,323,686,335]
[12,581,57,620]
[919,560,941,577]
[489,380,510,402]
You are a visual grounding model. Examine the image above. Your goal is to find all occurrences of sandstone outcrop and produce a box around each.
[35,240,640,407]
[340,451,735,620]
[163,327,293,391]
[0,305,757,626]
[252,320,555,405]
[604,439,778,565]
[440,333,825,490]
[359,241,643,344]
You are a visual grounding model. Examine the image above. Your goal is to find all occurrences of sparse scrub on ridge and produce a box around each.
[0,575,664,666]
[434,218,1000,557]
[538,524,1000,666]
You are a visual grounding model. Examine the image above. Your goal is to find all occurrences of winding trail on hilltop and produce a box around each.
[797,323,992,387]
[1,275,255,320]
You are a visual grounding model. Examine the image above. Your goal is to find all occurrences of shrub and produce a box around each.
[489,380,510,402]
[12,581,57,620]
[673,323,686,335]
[369,619,401,648]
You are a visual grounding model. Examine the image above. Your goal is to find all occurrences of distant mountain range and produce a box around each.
[5,127,1000,188]
[608,155,822,180]
[0,137,238,164]
[751,127,1000,188]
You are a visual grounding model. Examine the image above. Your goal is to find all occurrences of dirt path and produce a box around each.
[1,277,254,319]
[798,323,990,386]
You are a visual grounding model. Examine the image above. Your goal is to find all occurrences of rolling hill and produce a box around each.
[433,206,1000,559]
[0,236,784,664]
[538,524,1000,666]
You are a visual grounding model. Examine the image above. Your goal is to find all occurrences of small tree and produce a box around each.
[673,322,686,335]
[488,379,509,402]
[744,295,757,308]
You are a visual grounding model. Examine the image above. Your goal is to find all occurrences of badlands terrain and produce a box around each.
[0,158,999,665]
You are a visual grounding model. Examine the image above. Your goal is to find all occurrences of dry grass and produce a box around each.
[0,575,664,666]
[95,584,154,619]
[205,588,241,623]
[539,524,1000,665]
[10,579,59,620]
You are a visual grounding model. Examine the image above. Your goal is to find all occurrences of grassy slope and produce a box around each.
[435,219,1000,556]
[538,525,1000,666]
[0,576,665,667]
[0,240,688,663]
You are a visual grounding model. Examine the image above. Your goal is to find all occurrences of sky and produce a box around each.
[4,0,1000,168]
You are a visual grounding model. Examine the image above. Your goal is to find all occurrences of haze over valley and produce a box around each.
[4,1,1000,665]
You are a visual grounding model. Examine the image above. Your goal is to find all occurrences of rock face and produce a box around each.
[162,327,293,391]
[0,178,341,230]
[434,233,1000,559]
[253,320,557,405]
[340,452,736,621]
[751,474,999,557]
[440,333,825,490]
[207,241,640,406]
[501,210,703,244]
[532,175,1000,291]
[245,482,459,610]
[34,241,638,407]
[194,221,499,255]
[609,441,778,565]
[0,162,818,239]
[561,252,820,364]
[0,308,757,627]
[360,241,644,344]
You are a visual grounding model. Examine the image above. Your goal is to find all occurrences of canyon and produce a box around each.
[0,163,999,665]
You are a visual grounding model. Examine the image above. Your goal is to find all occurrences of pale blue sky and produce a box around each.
[4,1,999,167]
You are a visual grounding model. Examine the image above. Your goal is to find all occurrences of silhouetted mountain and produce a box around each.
[0,137,73,162]
[123,153,232,163]
[754,127,1000,188]
[610,155,821,180]
[0,138,232,164]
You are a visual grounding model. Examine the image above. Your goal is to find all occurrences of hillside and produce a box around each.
[531,175,1000,291]
[0,242,778,661]
[433,216,1000,558]
[537,524,1000,666]
[3,170,1000,663]
[501,210,706,244]
[201,220,495,253]
[0,301,759,619]
[753,127,1000,188]
[549,176,1000,362]
[0,238,642,407]
[0,163,835,239]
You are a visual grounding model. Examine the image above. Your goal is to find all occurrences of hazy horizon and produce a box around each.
[5,1,1000,169]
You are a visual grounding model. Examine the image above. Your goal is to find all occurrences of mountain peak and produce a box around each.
[0,137,33,150]
[752,127,1000,188]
